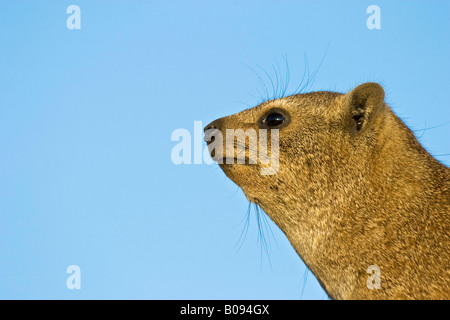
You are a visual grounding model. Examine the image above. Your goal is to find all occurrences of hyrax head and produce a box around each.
[204,83,386,206]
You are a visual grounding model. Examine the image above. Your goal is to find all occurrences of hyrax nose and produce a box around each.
[204,118,224,133]
[204,118,225,144]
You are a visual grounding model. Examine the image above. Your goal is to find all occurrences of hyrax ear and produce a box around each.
[343,82,385,132]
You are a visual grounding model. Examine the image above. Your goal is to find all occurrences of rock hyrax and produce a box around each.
[204,82,449,300]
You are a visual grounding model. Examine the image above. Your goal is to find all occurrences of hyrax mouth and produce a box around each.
[204,123,280,175]
[210,152,255,166]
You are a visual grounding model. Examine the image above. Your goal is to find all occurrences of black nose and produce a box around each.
[204,118,224,133]
[204,123,216,132]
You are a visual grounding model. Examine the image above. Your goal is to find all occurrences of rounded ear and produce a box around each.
[343,82,385,132]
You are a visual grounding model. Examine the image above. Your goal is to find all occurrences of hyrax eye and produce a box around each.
[264,112,285,127]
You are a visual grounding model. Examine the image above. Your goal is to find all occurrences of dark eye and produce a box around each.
[264,112,285,127]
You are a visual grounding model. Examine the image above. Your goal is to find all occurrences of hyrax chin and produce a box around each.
[204,82,450,300]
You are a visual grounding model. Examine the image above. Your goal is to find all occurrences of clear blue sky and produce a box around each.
[0,0,448,299]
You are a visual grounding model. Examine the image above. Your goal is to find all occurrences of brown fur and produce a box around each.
[204,83,450,300]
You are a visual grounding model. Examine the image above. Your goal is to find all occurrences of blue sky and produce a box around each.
[0,0,448,299]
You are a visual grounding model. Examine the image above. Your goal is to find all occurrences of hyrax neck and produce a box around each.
[259,110,449,299]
